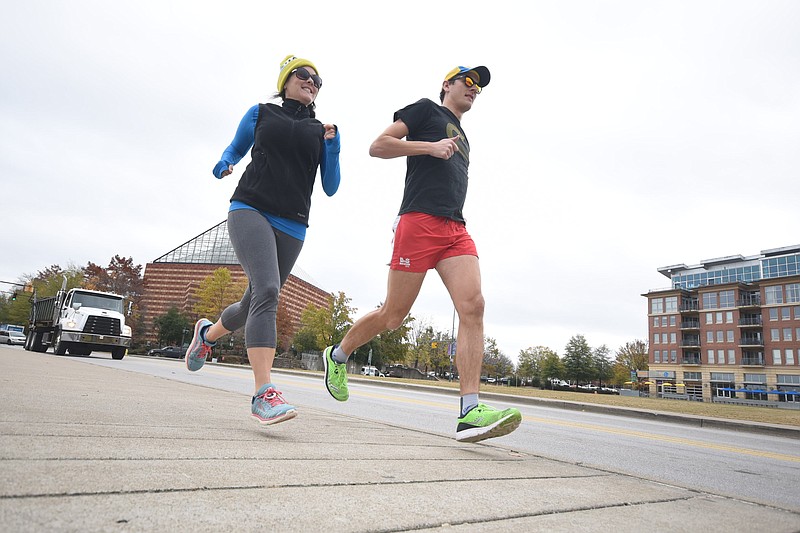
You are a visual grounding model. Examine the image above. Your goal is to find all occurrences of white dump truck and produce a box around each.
[25,279,131,359]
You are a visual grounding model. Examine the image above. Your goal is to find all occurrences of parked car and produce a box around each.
[0,330,26,346]
[148,345,187,359]
[360,366,385,377]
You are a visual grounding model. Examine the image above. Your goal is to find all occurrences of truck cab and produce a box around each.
[26,281,132,359]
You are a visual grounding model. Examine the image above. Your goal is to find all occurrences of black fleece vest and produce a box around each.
[231,100,323,226]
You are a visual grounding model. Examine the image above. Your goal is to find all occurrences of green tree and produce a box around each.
[294,291,355,351]
[540,348,565,385]
[406,316,431,369]
[30,264,85,297]
[192,268,247,321]
[425,327,452,374]
[153,307,191,346]
[291,323,320,353]
[562,334,594,384]
[482,337,514,380]
[366,313,413,366]
[518,346,558,387]
[592,344,613,387]
[614,339,649,384]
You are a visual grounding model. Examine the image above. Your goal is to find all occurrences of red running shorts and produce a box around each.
[389,212,478,273]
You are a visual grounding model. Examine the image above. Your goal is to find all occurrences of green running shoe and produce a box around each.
[455,403,522,443]
[323,345,349,401]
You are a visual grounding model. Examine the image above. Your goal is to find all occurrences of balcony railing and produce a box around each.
[737,296,761,307]
[680,321,700,329]
[682,356,701,365]
[741,357,765,366]
[739,336,764,347]
[738,316,762,327]
[681,339,701,347]
[679,302,699,312]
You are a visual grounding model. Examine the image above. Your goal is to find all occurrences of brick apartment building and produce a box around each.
[643,245,800,407]
[140,220,329,350]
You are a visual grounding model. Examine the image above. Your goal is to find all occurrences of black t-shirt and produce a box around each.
[394,98,471,223]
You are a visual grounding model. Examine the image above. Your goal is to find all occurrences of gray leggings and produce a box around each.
[220,209,303,348]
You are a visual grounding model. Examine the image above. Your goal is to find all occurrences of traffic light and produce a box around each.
[11,292,16,301]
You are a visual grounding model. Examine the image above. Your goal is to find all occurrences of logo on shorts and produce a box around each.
[399,257,411,268]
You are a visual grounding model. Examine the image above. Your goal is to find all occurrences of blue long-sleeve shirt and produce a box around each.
[213,104,341,240]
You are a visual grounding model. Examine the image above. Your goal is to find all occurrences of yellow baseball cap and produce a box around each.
[444,65,491,88]
[277,54,320,92]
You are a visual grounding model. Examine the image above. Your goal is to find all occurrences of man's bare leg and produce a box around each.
[339,269,427,355]
[436,255,484,396]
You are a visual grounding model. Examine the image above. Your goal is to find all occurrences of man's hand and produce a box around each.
[323,124,337,140]
[429,135,460,160]
[221,164,233,178]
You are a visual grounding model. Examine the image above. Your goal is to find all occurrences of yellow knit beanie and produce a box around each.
[277,54,319,92]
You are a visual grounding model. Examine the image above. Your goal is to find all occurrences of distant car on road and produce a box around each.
[148,345,187,359]
[0,330,26,346]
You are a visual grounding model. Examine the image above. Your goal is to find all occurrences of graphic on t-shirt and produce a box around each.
[446,123,469,162]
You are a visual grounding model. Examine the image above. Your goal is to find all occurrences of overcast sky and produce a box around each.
[2,1,799,363]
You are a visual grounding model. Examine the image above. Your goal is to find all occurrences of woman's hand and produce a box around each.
[323,124,337,140]
[221,164,233,178]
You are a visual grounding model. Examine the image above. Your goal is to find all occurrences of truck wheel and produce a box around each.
[53,330,68,355]
[32,332,47,353]
[111,347,126,360]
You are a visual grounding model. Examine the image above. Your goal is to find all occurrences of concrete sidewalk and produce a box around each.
[2,350,799,532]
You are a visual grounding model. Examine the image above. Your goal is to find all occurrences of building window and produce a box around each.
[665,296,677,313]
[707,331,714,343]
[654,334,660,345]
[716,312,723,324]
[670,332,677,344]
[720,290,735,308]
[671,350,677,363]
[763,254,800,279]
[784,328,793,341]
[769,308,779,321]
[765,285,784,305]
[787,283,800,304]
[727,349,735,364]
[726,330,734,343]
[716,331,724,343]
[771,328,780,341]
[708,349,715,364]
[773,349,783,365]
[653,317,659,327]
[706,313,713,324]
[717,349,725,365]
[661,333,668,344]
[787,349,796,366]
[654,350,660,363]
[795,306,800,320]
[782,307,791,320]
[670,315,676,327]
[726,311,733,324]
[744,373,767,384]
[659,316,666,326]
[651,298,663,314]
[703,293,718,310]
[778,374,800,385]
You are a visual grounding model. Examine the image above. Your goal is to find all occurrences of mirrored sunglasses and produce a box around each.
[292,67,322,89]
[453,74,481,93]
